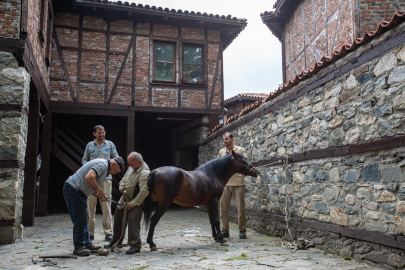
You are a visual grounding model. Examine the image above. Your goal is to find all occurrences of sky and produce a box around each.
[126,0,282,99]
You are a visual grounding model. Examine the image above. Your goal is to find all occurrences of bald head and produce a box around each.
[127,152,143,169]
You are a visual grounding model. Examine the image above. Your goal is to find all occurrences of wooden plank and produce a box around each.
[208,45,222,108]
[57,137,83,165]
[55,147,80,172]
[53,28,76,102]
[60,46,126,55]
[0,161,25,169]
[104,21,111,103]
[209,114,219,131]
[281,29,286,84]
[53,25,133,36]
[44,2,52,67]
[220,32,224,110]
[205,29,208,108]
[132,21,137,106]
[107,37,134,104]
[20,0,28,33]
[232,207,405,250]
[177,26,182,108]
[127,113,135,157]
[57,129,85,156]
[37,113,52,217]
[331,0,343,53]
[22,94,40,226]
[76,15,83,102]
[324,0,328,55]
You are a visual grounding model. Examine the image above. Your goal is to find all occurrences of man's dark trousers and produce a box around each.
[63,182,91,249]
[111,205,142,251]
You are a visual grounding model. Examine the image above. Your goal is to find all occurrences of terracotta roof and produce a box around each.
[206,11,405,138]
[78,0,247,23]
[224,93,268,104]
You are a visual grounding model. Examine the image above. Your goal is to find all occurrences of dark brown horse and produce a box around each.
[143,150,259,251]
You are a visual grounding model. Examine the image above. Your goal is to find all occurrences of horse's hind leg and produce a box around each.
[147,201,171,251]
[206,205,218,242]
[210,201,228,245]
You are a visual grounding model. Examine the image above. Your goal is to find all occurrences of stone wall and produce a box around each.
[199,21,405,267]
[0,52,30,244]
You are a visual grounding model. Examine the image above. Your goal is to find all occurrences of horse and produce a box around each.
[142,150,259,251]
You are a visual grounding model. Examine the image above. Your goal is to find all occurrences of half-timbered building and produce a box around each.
[0,0,246,244]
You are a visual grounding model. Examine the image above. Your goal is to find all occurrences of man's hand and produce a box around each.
[97,189,108,202]
[125,203,132,210]
[119,185,125,193]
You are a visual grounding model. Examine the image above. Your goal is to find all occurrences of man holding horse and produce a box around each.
[219,132,247,239]
[63,156,125,256]
[104,152,151,254]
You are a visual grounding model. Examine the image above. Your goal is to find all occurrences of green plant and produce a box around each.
[223,254,248,261]
[315,251,320,254]
[246,223,251,228]
[177,247,182,250]
[343,256,352,260]
[223,248,229,252]
[196,235,200,237]
[34,246,40,249]
[201,257,208,260]
[323,251,327,255]
[307,255,310,260]
[111,267,117,269]
[241,253,246,257]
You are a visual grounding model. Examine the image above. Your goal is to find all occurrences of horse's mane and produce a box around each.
[195,154,232,179]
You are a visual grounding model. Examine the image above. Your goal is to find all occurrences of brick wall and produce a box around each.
[359,0,404,34]
[50,14,223,109]
[0,0,20,39]
[284,0,354,82]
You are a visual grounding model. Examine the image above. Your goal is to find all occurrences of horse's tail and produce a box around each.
[143,171,156,229]
[143,195,152,228]
[147,170,156,193]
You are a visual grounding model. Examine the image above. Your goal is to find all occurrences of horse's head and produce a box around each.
[230,151,259,177]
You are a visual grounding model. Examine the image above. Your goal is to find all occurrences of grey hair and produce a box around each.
[128,152,143,161]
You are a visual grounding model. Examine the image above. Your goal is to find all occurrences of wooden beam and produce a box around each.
[177,26,182,108]
[324,0,328,55]
[208,44,222,109]
[107,37,134,104]
[232,206,405,250]
[0,161,25,169]
[53,28,76,102]
[209,114,219,131]
[126,112,135,157]
[53,25,133,36]
[20,0,28,34]
[22,89,40,226]
[104,21,111,103]
[37,113,52,217]
[220,32,224,110]
[332,0,343,53]
[281,28,286,84]
[131,21,137,106]
[76,15,83,102]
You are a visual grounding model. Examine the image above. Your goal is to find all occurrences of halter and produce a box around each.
[230,155,256,175]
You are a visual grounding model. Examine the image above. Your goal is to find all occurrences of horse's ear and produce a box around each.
[231,150,238,160]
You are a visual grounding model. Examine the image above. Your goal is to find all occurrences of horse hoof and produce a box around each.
[221,241,229,246]
[150,246,158,251]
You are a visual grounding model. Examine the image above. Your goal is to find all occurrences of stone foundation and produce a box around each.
[0,52,30,244]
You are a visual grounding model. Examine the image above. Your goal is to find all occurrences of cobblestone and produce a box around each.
[0,208,380,270]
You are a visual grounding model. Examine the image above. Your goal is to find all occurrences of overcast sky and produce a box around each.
[127,0,282,99]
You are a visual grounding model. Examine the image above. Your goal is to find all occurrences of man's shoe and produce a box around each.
[105,234,113,241]
[73,246,91,256]
[239,231,247,239]
[221,230,230,238]
[126,248,140,254]
[90,235,94,241]
[103,242,115,249]
[85,242,101,250]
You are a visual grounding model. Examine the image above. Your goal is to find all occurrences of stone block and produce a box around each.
[357,72,375,84]
[314,202,329,214]
[372,104,392,117]
[341,170,358,183]
[312,102,325,113]
[381,203,395,213]
[361,163,380,182]
[364,221,388,233]
[345,74,358,90]
[373,53,397,76]
[353,65,369,75]
[298,98,311,108]
[357,188,372,199]
[387,254,405,268]
[345,128,360,144]
[362,200,378,211]
[324,85,342,99]
[363,76,387,96]
[304,169,314,182]
[328,116,342,129]
[325,97,340,109]
[396,202,405,213]
[340,89,360,104]
[0,226,15,245]
[381,166,402,183]
[387,65,405,85]
[393,94,405,110]
[329,167,340,182]
[345,194,356,205]
[330,206,348,226]
[377,191,396,202]
[358,116,377,126]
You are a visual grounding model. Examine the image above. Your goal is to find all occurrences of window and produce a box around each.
[183,45,203,83]
[154,43,175,81]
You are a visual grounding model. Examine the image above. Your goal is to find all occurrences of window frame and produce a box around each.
[153,42,176,82]
[182,43,204,84]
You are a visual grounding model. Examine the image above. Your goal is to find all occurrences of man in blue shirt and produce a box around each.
[83,125,119,241]
[64,157,125,256]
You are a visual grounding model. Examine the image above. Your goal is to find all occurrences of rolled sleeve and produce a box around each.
[91,162,108,178]
[110,142,119,158]
[128,171,149,208]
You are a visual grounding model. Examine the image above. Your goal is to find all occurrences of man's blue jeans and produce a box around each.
[63,182,91,249]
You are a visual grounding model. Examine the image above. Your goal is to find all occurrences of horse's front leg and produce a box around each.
[210,201,228,246]
[206,205,218,242]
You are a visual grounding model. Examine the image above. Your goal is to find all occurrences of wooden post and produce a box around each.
[22,88,40,226]
[126,112,135,158]
[37,112,52,217]
[209,114,219,131]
